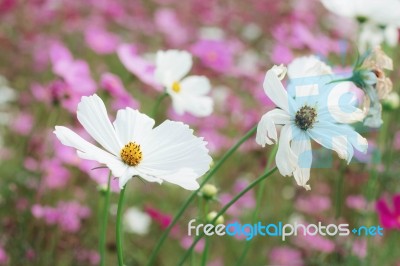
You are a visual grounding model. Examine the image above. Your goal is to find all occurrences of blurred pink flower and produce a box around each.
[269,247,304,266]
[0,246,8,265]
[295,195,331,214]
[376,194,400,229]
[75,249,100,265]
[41,159,71,189]
[271,44,293,64]
[346,195,367,211]
[144,206,172,229]
[352,239,367,258]
[31,201,91,232]
[220,179,256,217]
[85,26,120,54]
[11,113,33,135]
[0,0,15,14]
[100,72,140,110]
[191,39,234,73]
[154,8,189,46]
[117,44,162,90]
[293,226,335,253]
[180,236,205,253]
[50,42,96,95]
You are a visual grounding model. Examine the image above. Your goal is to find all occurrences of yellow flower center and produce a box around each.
[120,142,143,166]
[172,81,181,93]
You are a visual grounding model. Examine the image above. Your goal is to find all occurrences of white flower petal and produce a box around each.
[180,76,211,95]
[170,93,213,117]
[291,133,312,190]
[113,108,155,145]
[155,50,192,86]
[288,55,332,79]
[77,94,122,155]
[263,67,294,113]
[159,168,200,190]
[137,120,212,188]
[275,124,299,176]
[54,126,126,177]
[256,109,291,147]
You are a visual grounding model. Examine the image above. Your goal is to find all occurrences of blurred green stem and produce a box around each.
[116,186,127,266]
[236,145,278,265]
[177,167,278,266]
[335,161,346,219]
[99,172,112,266]
[151,92,168,119]
[201,202,210,266]
[147,125,257,266]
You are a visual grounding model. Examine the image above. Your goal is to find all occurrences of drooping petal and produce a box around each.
[77,94,122,155]
[157,168,200,190]
[137,120,211,188]
[275,124,299,176]
[256,109,291,147]
[154,50,192,86]
[263,67,296,113]
[180,76,211,96]
[291,132,312,190]
[113,108,155,145]
[54,126,126,178]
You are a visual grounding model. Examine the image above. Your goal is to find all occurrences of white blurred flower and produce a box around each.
[154,50,213,117]
[320,0,400,50]
[54,94,212,189]
[123,207,151,235]
[256,65,367,190]
[0,76,16,125]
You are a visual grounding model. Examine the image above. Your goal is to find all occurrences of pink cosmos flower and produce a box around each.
[352,239,367,258]
[11,113,33,135]
[0,246,8,265]
[191,39,234,73]
[219,179,256,217]
[346,195,367,211]
[41,159,71,189]
[376,194,400,229]
[180,236,205,253]
[116,44,162,90]
[154,8,189,46]
[295,195,331,214]
[144,206,172,229]
[269,247,304,266]
[84,26,120,54]
[293,225,335,253]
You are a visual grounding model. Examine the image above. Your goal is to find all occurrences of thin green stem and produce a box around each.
[151,92,168,118]
[147,125,257,266]
[177,167,278,266]
[236,145,278,265]
[116,186,127,266]
[201,202,210,266]
[99,172,112,266]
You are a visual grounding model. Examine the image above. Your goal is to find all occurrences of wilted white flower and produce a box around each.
[256,65,368,190]
[154,50,213,117]
[54,94,212,189]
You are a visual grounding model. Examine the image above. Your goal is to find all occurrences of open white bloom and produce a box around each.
[320,0,400,51]
[123,207,151,235]
[54,94,212,190]
[256,65,368,190]
[154,50,213,117]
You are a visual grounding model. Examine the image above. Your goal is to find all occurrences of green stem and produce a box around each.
[236,145,278,265]
[147,125,257,266]
[151,92,168,119]
[177,167,278,266]
[99,172,112,266]
[116,186,127,266]
[201,202,210,266]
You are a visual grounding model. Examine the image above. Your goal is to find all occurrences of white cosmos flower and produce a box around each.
[256,65,368,190]
[320,0,400,51]
[154,50,213,117]
[54,94,212,190]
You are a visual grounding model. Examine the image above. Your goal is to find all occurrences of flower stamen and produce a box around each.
[295,105,317,130]
[172,81,181,93]
[120,142,143,166]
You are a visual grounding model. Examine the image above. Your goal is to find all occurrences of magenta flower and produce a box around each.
[84,26,120,54]
[376,194,400,229]
[191,39,234,73]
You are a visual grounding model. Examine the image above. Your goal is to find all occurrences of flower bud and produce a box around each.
[200,184,218,200]
[97,184,109,195]
[206,211,224,225]
[382,92,399,110]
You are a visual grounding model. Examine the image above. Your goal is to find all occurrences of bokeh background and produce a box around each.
[0,0,399,265]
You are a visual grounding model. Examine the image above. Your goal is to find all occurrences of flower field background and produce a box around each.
[0,0,399,265]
